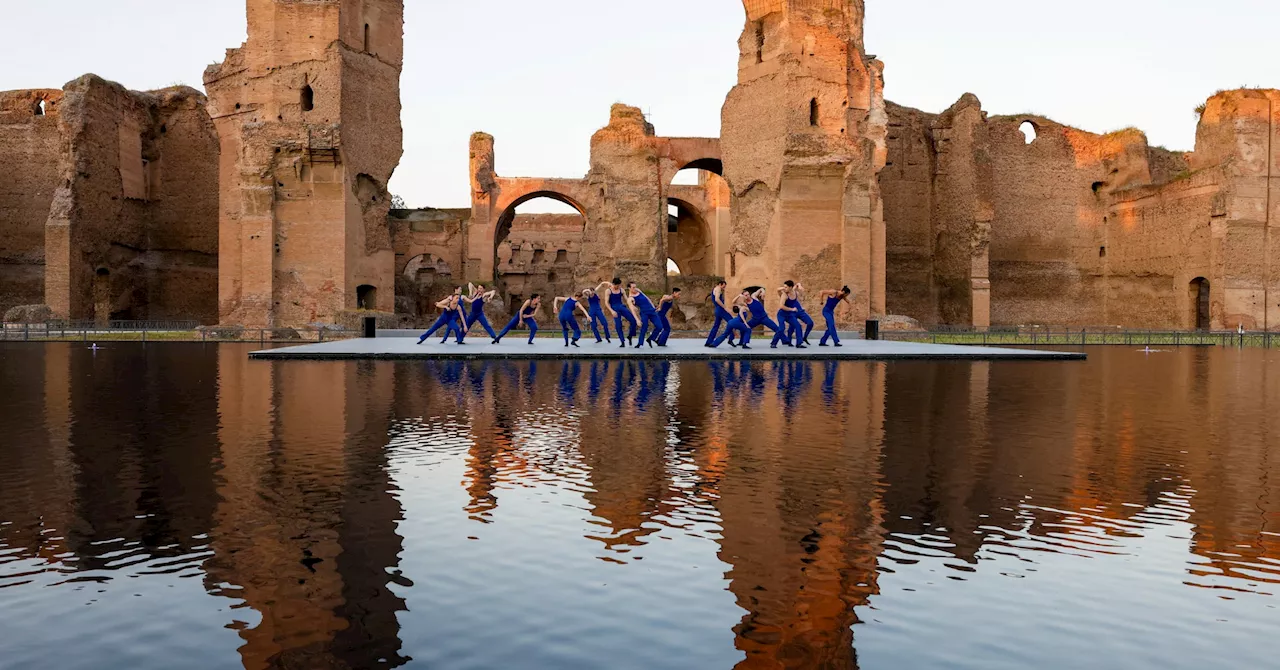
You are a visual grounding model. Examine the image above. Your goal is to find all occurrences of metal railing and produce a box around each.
[877,326,1278,349]
[0,323,362,344]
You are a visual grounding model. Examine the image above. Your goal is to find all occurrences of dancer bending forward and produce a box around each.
[462,283,499,340]
[584,287,612,343]
[818,286,853,347]
[418,287,467,344]
[630,283,662,349]
[555,292,592,347]
[495,295,541,344]
[649,288,681,346]
[602,279,637,347]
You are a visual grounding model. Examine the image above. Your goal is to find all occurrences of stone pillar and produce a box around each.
[721,0,887,324]
[468,132,497,283]
[930,94,993,328]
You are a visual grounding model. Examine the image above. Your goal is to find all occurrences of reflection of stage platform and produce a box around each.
[250,336,1086,361]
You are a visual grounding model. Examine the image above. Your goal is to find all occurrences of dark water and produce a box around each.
[1,344,1278,669]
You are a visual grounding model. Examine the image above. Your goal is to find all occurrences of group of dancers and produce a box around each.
[417,278,853,349]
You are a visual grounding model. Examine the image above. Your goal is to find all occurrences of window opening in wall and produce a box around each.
[364,23,371,52]
[1019,121,1038,144]
[1092,181,1105,194]
[754,21,765,63]
[555,249,568,264]
[357,284,377,310]
[667,259,682,276]
[1099,246,1107,258]
[668,203,679,232]
[301,82,314,112]
[532,249,545,264]
[35,99,45,116]
[1190,277,1211,331]
[810,98,820,127]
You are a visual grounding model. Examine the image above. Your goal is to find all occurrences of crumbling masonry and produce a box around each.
[1,0,1276,331]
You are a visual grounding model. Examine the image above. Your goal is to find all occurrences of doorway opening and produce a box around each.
[1189,277,1210,331]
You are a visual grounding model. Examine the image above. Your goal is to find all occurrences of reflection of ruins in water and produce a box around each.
[0,345,1278,669]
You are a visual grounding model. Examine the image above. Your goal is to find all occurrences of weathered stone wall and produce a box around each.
[390,208,465,324]
[721,0,887,325]
[0,89,62,314]
[43,76,218,323]
[206,0,403,328]
[881,101,937,323]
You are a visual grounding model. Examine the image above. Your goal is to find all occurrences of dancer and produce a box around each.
[584,287,612,343]
[818,286,853,347]
[495,294,541,344]
[710,303,753,349]
[794,281,816,345]
[771,281,805,349]
[630,283,662,349]
[704,280,733,347]
[554,292,591,347]
[650,288,681,346]
[462,283,499,340]
[417,287,467,344]
[603,278,638,348]
[741,288,783,344]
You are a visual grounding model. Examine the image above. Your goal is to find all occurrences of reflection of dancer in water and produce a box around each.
[631,283,661,349]
[584,287,612,344]
[772,281,806,349]
[604,278,638,348]
[649,288,681,346]
[818,286,853,347]
[462,283,500,340]
[793,281,815,346]
[554,292,591,347]
[418,287,467,344]
[495,294,541,344]
[705,280,733,348]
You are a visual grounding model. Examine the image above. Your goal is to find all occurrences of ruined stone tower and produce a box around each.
[722,0,886,321]
[205,0,404,327]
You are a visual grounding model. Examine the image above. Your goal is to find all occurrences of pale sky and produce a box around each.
[3,0,1274,211]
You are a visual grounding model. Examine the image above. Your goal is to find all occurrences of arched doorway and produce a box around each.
[356,284,378,310]
[1189,277,1211,331]
[493,193,587,315]
[666,197,715,276]
[401,254,455,325]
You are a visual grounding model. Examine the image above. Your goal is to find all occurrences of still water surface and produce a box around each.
[0,343,1278,669]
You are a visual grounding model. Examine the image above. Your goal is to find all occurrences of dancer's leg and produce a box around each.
[657,314,672,345]
[821,310,839,346]
[636,313,653,348]
[623,312,638,341]
[496,315,521,342]
[798,311,815,343]
[570,318,582,343]
[589,310,605,342]
[526,320,538,344]
[419,314,450,343]
[476,313,498,340]
[561,317,572,345]
[705,313,726,346]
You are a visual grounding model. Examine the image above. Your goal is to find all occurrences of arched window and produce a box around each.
[810,98,820,127]
[301,84,314,112]
[364,23,371,52]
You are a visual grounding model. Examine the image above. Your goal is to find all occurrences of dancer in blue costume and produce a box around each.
[704,280,733,347]
[494,294,542,344]
[818,286,853,347]
[583,287,612,343]
[554,291,591,347]
[630,283,662,349]
[793,281,816,346]
[649,288,681,346]
[603,278,637,348]
[771,281,806,349]
[745,288,783,343]
[710,298,753,349]
[417,287,467,344]
[461,283,499,340]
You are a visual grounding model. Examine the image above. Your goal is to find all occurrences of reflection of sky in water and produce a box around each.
[0,344,1278,669]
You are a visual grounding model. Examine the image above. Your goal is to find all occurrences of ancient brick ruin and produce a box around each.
[1,0,1276,331]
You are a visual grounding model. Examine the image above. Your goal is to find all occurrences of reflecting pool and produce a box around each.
[0,343,1277,669]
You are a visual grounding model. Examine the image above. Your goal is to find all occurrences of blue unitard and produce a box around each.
[745,298,781,342]
[795,297,815,344]
[466,294,498,340]
[559,297,583,345]
[652,298,674,345]
[711,309,752,348]
[609,289,637,345]
[586,293,612,342]
[820,294,843,346]
[705,290,734,346]
[772,296,802,348]
[497,303,539,344]
[419,303,465,344]
[633,292,662,348]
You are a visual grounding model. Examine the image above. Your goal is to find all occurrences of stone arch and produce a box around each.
[493,189,589,257]
[666,196,715,276]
